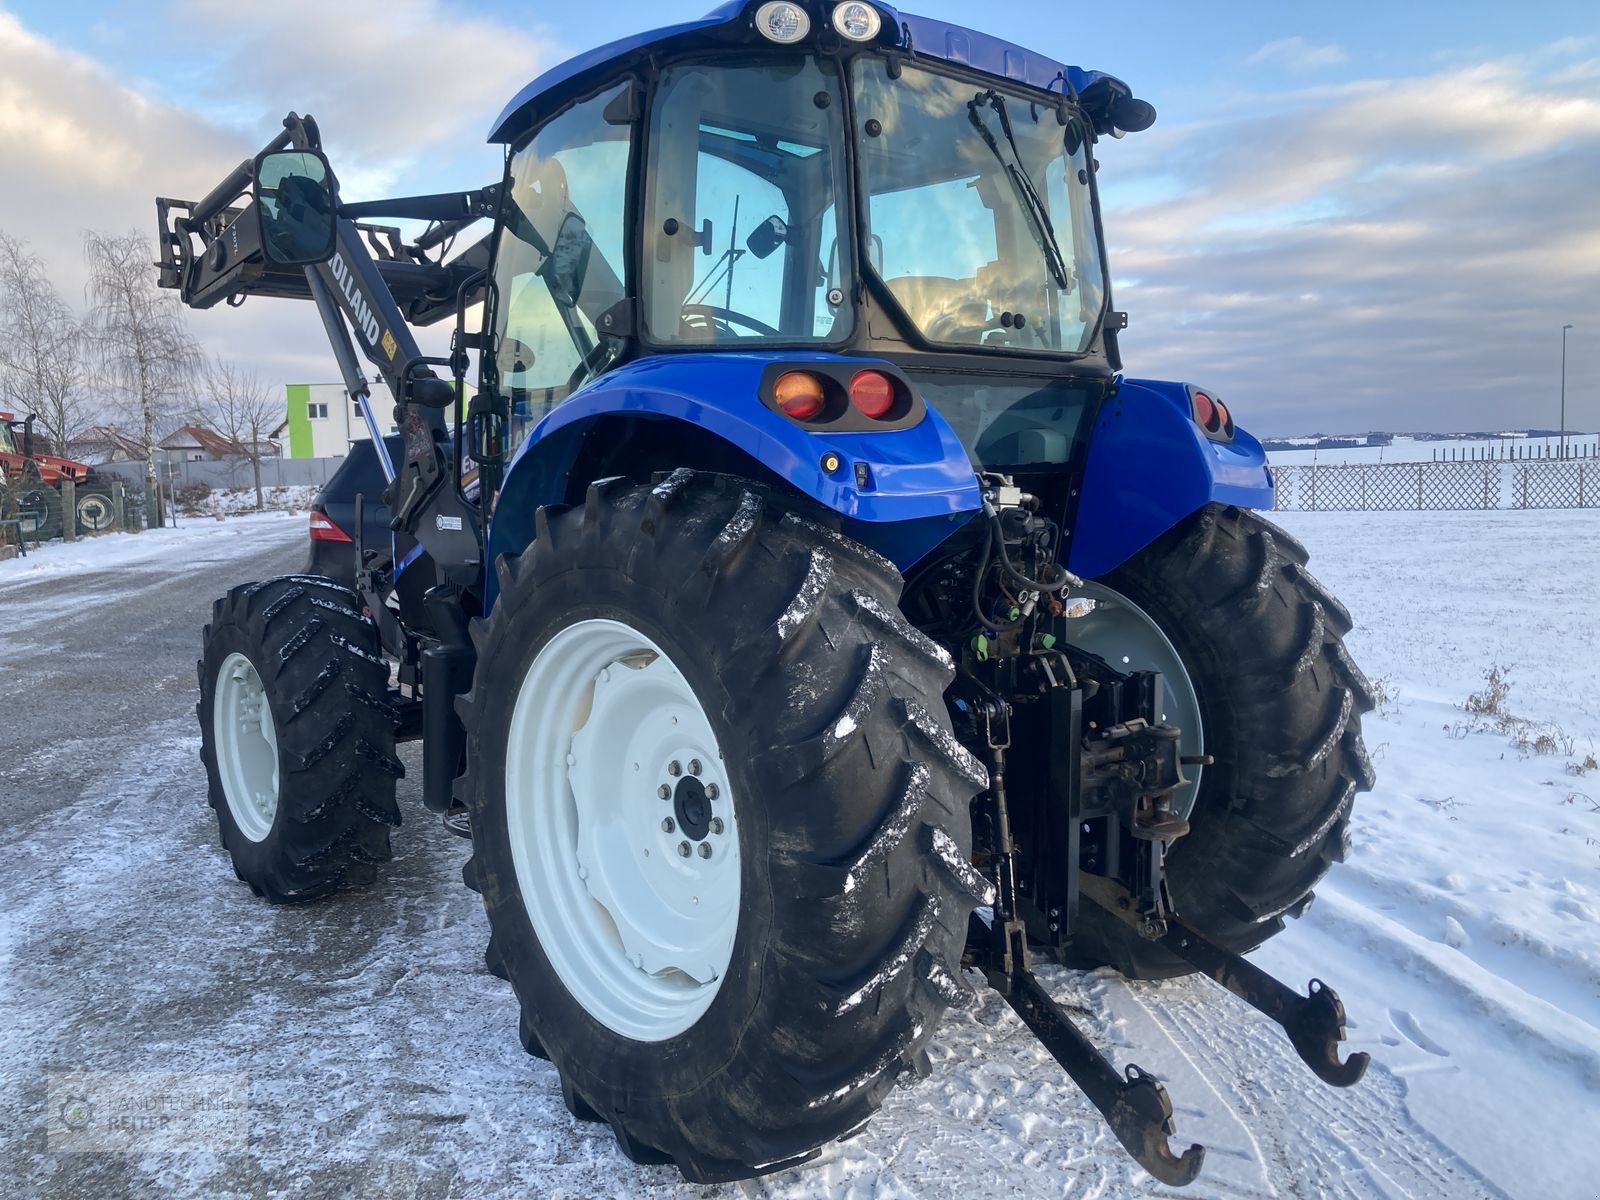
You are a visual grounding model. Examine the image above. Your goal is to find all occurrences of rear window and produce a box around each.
[911,377,1094,467]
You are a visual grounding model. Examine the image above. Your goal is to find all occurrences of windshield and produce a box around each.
[853,58,1106,355]
[642,56,853,344]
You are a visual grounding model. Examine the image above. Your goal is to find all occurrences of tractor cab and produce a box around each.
[482,3,1150,475]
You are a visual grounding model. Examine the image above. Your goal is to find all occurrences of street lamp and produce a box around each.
[1561,323,1573,461]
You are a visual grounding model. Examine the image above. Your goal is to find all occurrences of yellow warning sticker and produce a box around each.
[381,330,398,361]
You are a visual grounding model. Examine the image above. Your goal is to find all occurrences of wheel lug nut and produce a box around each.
[677,841,692,857]
[657,784,672,800]
[667,760,682,777]
[705,783,719,801]
[697,843,713,859]
[661,818,675,833]
[688,759,703,777]
[710,817,724,835]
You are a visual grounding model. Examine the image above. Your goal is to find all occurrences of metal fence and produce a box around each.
[1273,460,1598,512]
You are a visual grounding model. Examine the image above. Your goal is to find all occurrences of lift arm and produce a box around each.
[155,112,495,584]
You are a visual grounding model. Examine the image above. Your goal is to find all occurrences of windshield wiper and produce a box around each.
[967,90,1072,291]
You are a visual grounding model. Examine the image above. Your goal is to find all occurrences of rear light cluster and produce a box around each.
[309,510,352,543]
[1190,388,1235,441]
[772,369,907,426]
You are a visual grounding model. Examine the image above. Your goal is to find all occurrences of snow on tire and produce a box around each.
[456,472,990,1184]
[197,575,403,902]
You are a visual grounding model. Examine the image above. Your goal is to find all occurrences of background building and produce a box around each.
[280,381,396,459]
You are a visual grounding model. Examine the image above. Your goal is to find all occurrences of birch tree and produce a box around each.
[0,231,89,452]
[84,230,200,521]
[203,356,278,511]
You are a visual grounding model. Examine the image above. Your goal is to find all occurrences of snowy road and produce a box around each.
[1,510,1596,1199]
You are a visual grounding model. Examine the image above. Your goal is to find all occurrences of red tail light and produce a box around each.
[774,371,827,421]
[1192,391,1220,433]
[849,371,897,420]
[309,511,352,543]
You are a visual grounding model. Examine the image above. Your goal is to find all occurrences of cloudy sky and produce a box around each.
[1,0,1595,435]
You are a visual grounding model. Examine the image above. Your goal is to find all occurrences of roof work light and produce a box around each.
[754,2,811,43]
[831,2,882,41]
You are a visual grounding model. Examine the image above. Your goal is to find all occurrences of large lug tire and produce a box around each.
[197,575,403,902]
[1065,505,1376,979]
[457,472,992,1184]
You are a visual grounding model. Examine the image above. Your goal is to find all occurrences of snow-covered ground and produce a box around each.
[1268,432,1600,466]
[1,506,1596,1198]
[178,485,318,519]
[0,510,306,583]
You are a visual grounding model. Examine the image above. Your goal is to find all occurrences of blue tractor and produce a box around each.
[159,2,1374,1185]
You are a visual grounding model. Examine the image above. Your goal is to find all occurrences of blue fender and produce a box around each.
[487,353,982,589]
[1068,378,1273,579]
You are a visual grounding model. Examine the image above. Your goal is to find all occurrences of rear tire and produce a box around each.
[197,576,403,902]
[1065,505,1375,979]
[458,473,991,1183]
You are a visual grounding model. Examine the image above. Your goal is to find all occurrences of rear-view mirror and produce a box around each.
[746,215,788,260]
[255,150,337,266]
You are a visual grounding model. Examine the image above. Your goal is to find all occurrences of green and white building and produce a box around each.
[279,381,396,459]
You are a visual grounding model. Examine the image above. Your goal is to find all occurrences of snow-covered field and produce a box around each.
[1268,432,1600,467]
[1,506,1597,1198]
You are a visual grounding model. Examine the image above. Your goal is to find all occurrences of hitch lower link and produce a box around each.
[990,880,1368,1186]
[974,699,1367,1187]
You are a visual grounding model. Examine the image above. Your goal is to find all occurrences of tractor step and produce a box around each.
[1080,874,1369,1087]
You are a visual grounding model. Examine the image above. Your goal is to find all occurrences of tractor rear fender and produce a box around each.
[487,353,982,601]
[1068,377,1274,579]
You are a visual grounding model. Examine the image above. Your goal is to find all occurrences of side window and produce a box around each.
[490,83,633,450]
[681,148,789,335]
[642,59,853,344]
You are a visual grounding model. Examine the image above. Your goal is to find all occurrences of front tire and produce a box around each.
[457,473,992,1183]
[198,576,403,902]
[1066,506,1376,979]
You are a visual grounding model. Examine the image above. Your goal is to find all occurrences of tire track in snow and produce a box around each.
[1112,978,1506,1200]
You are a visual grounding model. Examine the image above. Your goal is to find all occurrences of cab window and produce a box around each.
[642,58,852,344]
[489,82,633,448]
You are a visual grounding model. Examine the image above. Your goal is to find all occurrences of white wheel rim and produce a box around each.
[214,652,281,842]
[1067,582,1205,818]
[505,618,740,1043]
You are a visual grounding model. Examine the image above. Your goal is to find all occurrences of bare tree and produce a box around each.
[83,230,200,523]
[0,230,90,453]
[203,356,278,511]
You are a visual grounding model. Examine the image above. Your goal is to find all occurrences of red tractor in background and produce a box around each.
[0,411,117,541]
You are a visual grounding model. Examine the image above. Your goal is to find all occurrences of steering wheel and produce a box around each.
[680,304,780,339]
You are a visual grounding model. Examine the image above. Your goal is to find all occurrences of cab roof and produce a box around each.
[489,2,1132,145]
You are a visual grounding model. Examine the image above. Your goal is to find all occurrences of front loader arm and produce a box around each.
[155,112,493,586]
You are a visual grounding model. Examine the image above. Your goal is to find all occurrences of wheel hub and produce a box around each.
[673,774,712,841]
